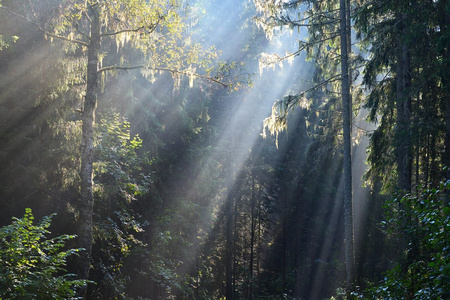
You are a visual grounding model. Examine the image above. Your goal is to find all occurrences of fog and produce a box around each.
[0,0,378,299]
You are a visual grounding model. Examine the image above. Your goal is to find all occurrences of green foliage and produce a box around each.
[255,0,363,150]
[90,110,151,298]
[95,109,151,201]
[364,181,450,299]
[0,208,87,299]
[355,0,448,189]
[0,34,18,50]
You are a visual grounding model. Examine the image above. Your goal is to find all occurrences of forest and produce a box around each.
[0,0,449,299]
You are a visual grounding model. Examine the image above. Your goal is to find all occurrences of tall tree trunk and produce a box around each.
[281,194,287,297]
[256,189,262,296]
[346,0,352,89]
[444,5,450,185]
[232,193,239,297]
[248,176,256,300]
[396,14,412,192]
[340,0,355,293]
[430,134,437,186]
[346,0,352,130]
[225,191,234,300]
[78,4,100,297]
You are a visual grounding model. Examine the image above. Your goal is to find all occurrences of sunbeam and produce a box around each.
[1,0,444,299]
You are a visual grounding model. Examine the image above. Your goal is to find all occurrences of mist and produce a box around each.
[1,0,447,299]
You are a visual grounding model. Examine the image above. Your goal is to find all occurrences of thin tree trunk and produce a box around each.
[256,187,262,296]
[232,194,239,297]
[444,7,450,185]
[78,4,100,298]
[425,134,430,185]
[346,0,352,133]
[395,12,412,192]
[225,191,234,300]
[340,0,355,293]
[396,37,412,191]
[415,92,420,189]
[430,134,437,185]
[248,176,256,300]
[403,44,412,189]
[446,87,450,182]
[282,194,286,297]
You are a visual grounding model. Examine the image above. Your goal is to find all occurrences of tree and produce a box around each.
[254,0,358,292]
[395,12,412,192]
[441,2,450,184]
[1,1,223,296]
[353,1,450,298]
[355,0,449,191]
[339,0,356,291]
[87,110,150,298]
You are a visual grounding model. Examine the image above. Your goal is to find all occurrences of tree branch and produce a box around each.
[101,26,146,37]
[272,13,339,28]
[283,73,342,112]
[1,6,89,47]
[98,64,145,72]
[98,65,229,87]
[261,33,340,67]
[101,15,163,37]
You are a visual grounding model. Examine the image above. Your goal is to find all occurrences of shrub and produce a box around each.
[0,208,87,299]
[364,180,450,299]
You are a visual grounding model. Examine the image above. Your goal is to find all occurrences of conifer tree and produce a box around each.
[339,0,355,291]
[355,0,449,191]
[254,0,358,292]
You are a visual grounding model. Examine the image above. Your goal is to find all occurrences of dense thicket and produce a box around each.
[0,0,448,299]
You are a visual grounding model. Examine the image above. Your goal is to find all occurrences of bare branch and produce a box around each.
[353,123,375,133]
[193,73,230,88]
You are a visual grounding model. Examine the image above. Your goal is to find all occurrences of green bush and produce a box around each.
[0,208,87,299]
[364,180,450,299]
